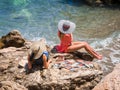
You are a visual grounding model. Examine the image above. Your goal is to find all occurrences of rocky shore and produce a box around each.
[0,30,119,90]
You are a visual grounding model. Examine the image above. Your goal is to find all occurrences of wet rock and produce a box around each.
[93,63,120,90]
[0,29,25,49]
[85,0,120,6]
[85,0,97,6]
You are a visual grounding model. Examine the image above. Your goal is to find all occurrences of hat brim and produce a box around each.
[28,39,47,60]
[58,20,76,34]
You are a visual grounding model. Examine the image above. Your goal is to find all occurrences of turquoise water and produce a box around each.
[0,0,119,42]
[0,0,120,74]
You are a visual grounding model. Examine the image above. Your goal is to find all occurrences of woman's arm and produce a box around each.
[43,54,51,69]
[27,55,34,69]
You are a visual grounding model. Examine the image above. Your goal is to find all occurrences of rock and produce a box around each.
[18,59,28,68]
[0,44,103,90]
[102,0,112,5]
[93,63,120,90]
[95,0,103,6]
[0,61,9,72]
[0,42,4,49]
[0,81,27,90]
[85,0,96,6]
[0,29,25,49]
[85,0,120,6]
[0,32,104,90]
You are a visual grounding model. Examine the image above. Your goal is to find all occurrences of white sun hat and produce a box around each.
[28,39,47,59]
[58,20,76,34]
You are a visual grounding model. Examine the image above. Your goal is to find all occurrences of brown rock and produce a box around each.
[93,63,120,90]
[0,41,4,49]
[0,29,25,49]
[0,41,103,90]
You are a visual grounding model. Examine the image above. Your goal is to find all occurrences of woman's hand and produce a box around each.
[43,54,49,69]
[48,59,52,63]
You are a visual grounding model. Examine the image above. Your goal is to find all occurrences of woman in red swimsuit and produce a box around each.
[56,20,102,60]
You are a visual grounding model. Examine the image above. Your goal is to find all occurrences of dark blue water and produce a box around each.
[0,0,120,74]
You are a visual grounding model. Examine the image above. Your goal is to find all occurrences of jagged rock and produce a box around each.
[0,58,10,72]
[0,31,103,90]
[0,44,103,90]
[85,0,97,6]
[0,29,25,49]
[18,59,28,68]
[0,42,4,49]
[85,0,120,6]
[93,63,120,90]
[0,81,27,90]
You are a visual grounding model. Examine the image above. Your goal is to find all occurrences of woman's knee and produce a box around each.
[82,42,88,46]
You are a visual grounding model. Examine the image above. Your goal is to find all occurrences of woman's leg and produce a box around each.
[67,42,102,60]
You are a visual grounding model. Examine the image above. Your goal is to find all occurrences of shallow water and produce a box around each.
[0,0,120,74]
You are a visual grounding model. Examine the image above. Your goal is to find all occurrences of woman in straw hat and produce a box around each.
[27,39,51,70]
[56,20,102,60]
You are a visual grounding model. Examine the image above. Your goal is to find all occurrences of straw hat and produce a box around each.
[28,39,47,59]
[58,20,76,34]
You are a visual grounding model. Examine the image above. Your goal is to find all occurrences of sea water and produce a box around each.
[0,0,120,75]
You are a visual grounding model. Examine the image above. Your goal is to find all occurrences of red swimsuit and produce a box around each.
[56,31,73,53]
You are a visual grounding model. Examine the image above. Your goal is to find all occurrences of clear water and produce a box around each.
[0,0,120,75]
